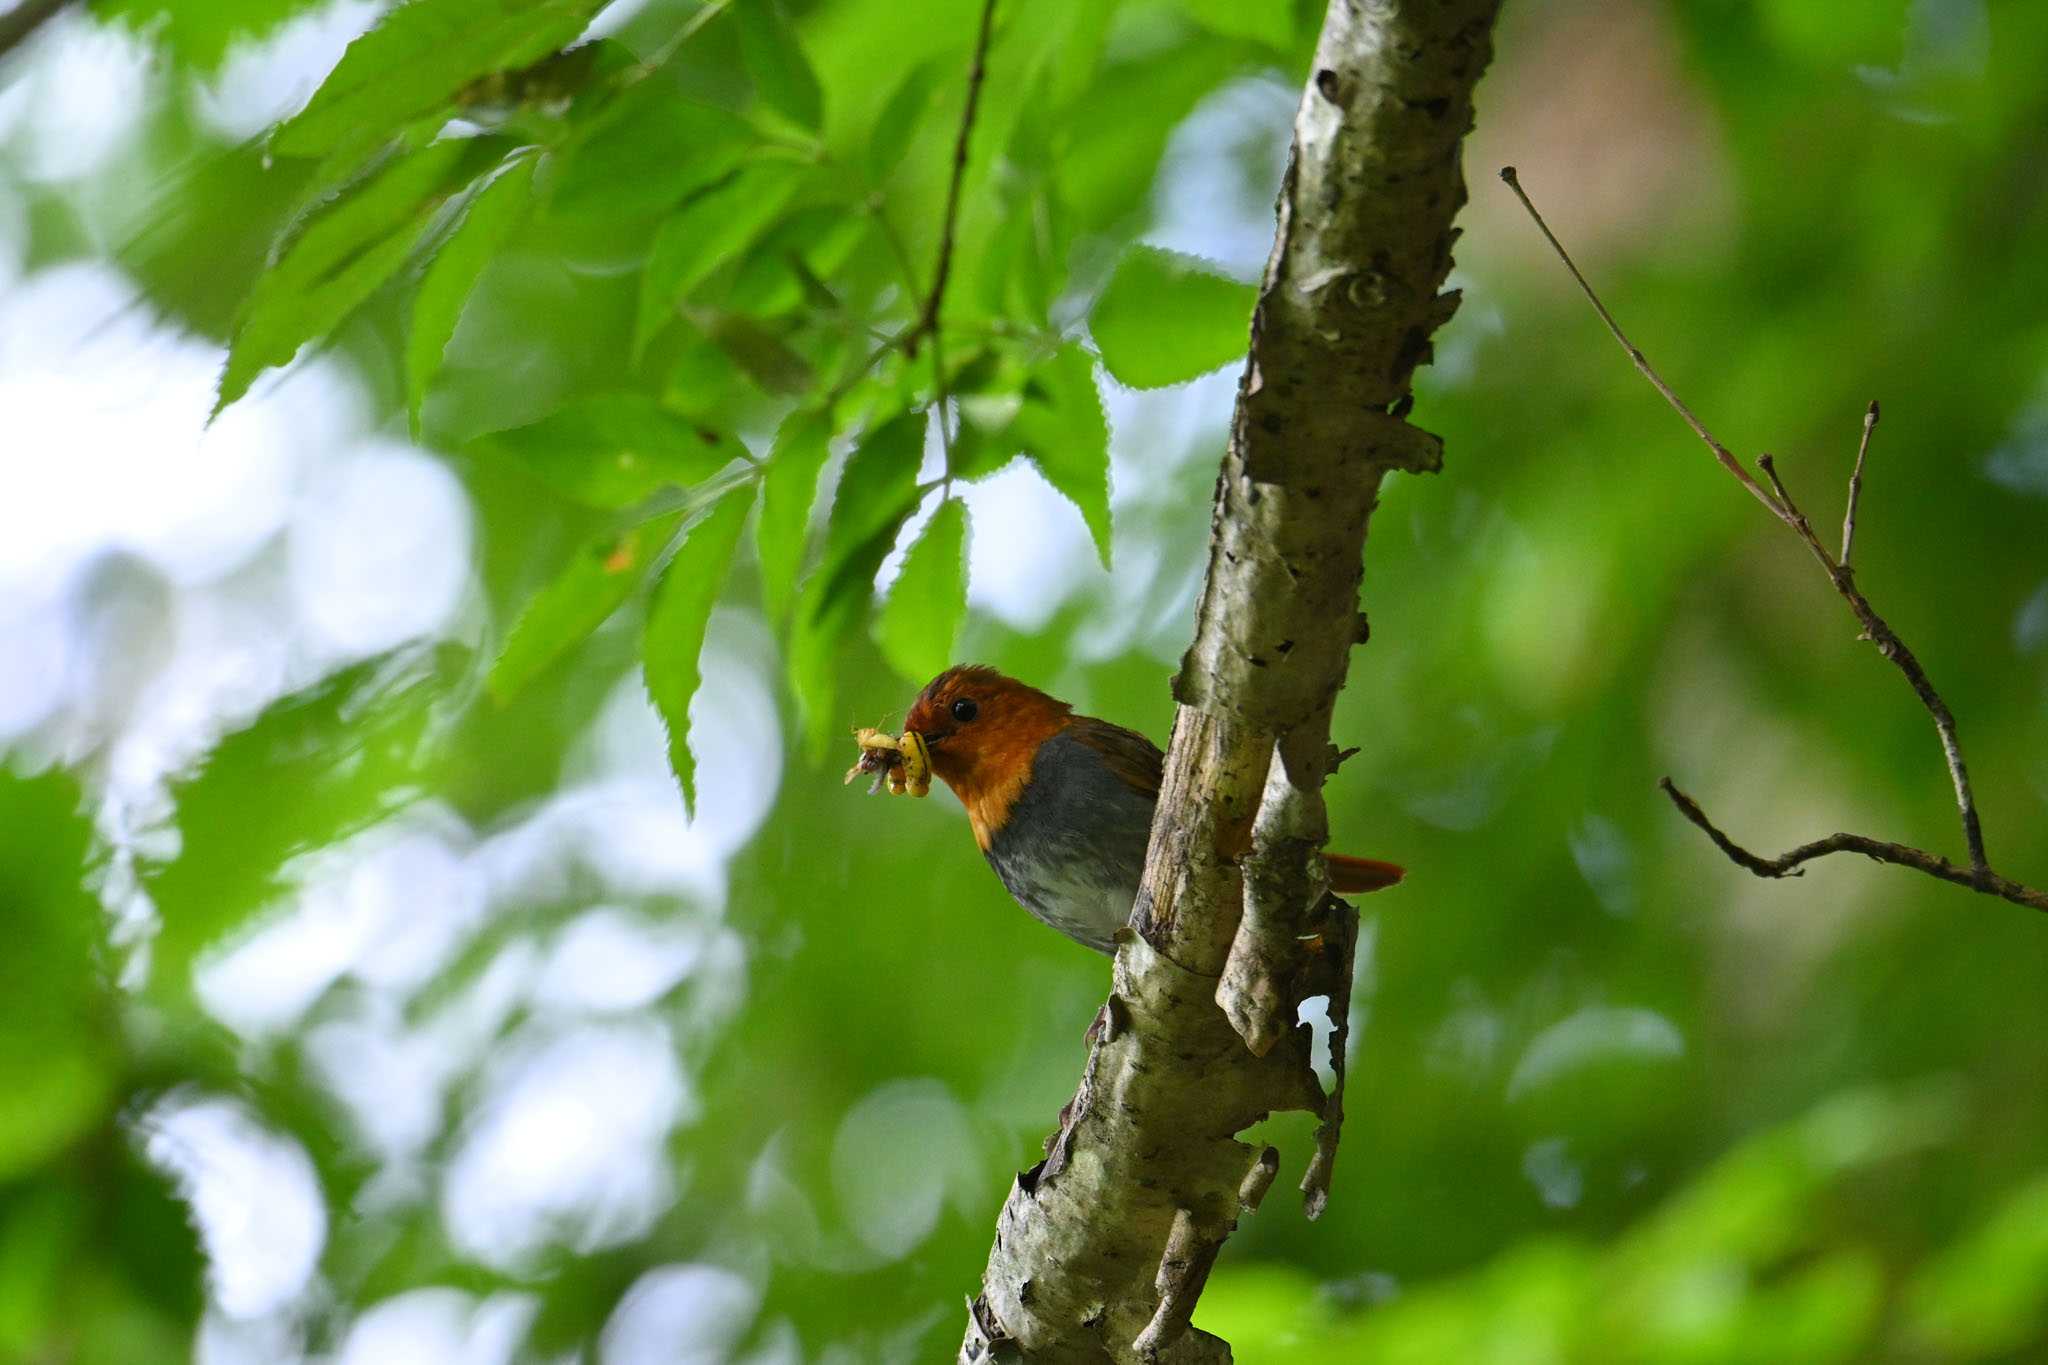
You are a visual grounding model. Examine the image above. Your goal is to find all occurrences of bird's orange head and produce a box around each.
[904,665,1073,848]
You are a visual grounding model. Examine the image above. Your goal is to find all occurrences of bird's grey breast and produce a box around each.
[984,730,1155,953]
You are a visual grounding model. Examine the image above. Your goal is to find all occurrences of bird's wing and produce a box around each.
[1066,715,1406,896]
[1063,716,1165,800]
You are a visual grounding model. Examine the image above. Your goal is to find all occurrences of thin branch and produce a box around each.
[905,0,995,358]
[1840,399,1879,567]
[1498,169,2030,905]
[1818,558,1989,873]
[1750,452,1989,875]
[1756,452,1801,521]
[901,0,994,495]
[0,0,73,67]
[1496,167,1791,523]
[1660,780,2048,913]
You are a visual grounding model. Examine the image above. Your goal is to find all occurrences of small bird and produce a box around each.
[898,665,1403,953]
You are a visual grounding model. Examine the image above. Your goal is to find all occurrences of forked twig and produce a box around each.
[1498,168,1789,523]
[1659,780,2048,912]
[1498,166,2040,912]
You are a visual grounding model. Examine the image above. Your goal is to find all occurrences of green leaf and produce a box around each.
[272,0,609,160]
[722,205,871,318]
[864,57,940,183]
[0,772,115,1181]
[217,140,472,415]
[876,497,968,683]
[469,395,745,507]
[0,1043,112,1186]
[551,88,753,217]
[788,410,927,754]
[1054,38,1243,231]
[1091,245,1255,390]
[0,1185,85,1351]
[735,0,824,131]
[490,512,683,701]
[948,347,1029,479]
[1012,343,1112,564]
[102,1152,207,1329]
[407,153,538,435]
[694,312,816,395]
[99,0,328,70]
[975,183,1061,327]
[812,409,928,616]
[663,327,752,420]
[644,487,754,815]
[756,407,833,621]
[144,649,457,1009]
[789,518,899,760]
[633,163,805,360]
[1173,0,1293,48]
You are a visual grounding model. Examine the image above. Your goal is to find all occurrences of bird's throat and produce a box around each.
[937,717,1068,851]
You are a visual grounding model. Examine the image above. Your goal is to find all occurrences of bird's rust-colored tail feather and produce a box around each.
[1322,853,1405,894]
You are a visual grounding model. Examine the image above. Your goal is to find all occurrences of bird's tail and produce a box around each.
[1322,853,1405,894]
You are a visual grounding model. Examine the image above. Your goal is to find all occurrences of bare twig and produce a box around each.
[906,0,996,358]
[1748,450,1989,875]
[1501,168,2037,909]
[0,0,73,67]
[1841,399,1878,567]
[1756,452,1800,520]
[1660,780,2048,912]
[1497,167,1790,523]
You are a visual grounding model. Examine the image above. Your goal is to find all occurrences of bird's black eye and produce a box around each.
[950,697,979,723]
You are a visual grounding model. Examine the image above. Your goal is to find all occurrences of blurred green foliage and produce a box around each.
[4,0,2048,1359]
[0,771,201,1361]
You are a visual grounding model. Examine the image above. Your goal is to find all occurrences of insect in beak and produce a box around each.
[843,727,932,797]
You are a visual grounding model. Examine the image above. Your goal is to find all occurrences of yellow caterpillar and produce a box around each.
[842,727,931,798]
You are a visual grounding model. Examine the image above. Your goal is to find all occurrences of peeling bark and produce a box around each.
[960,2,1501,1358]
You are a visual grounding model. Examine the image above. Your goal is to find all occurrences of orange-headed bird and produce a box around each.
[899,665,1403,953]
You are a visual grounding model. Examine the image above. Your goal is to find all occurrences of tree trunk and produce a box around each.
[960,0,1502,1359]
